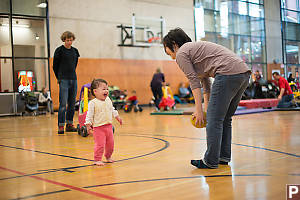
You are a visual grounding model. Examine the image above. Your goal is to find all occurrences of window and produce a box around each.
[249,4,264,18]
[285,42,299,64]
[281,0,300,72]
[12,18,47,58]
[0,0,49,93]
[0,16,12,57]
[251,37,265,63]
[0,58,13,92]
[12,0,47,17]
[204,10,215,32]
[234,35,251,62]
[0,0,10,14]
[250,17,264,37]
[230,14,250,35]
[194,0,267,75]
[217,35,233,50]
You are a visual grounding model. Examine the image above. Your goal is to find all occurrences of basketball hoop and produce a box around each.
[117,14,165,47]
[148,37,161,43]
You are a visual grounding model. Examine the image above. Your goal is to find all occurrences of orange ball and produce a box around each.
[191,112,207,128]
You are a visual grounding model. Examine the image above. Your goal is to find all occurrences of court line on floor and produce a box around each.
[1,133,298,183]
[83,174,271,188]
[0,166,122,200]
[10,173,272,199]
[9,189,71,200]
[134,133,300,158]
[0,134,169,180]
[2,133,298,199]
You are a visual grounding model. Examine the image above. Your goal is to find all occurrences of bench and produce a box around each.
[239,99,279,109]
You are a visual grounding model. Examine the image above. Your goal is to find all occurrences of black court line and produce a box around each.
[144,133,300,158]
[0,134,169,180]
[289,174,300,176]
[1,133,299,182]
[83,174,271,188]
[0,144,94,162]
[9,174,271,199]
[232,143,300,158]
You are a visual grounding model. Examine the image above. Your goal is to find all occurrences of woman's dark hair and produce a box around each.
[91,79,108,96]
[162,28,192,53]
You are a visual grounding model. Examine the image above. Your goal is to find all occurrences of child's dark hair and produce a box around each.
[162,28,192,53]
[91,79,108,96]
[272,72,280,76]
[61,31,75,42]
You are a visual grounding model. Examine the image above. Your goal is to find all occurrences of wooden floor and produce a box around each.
[0,105,299,200]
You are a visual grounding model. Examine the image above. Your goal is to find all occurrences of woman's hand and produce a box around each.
[191,88,205,126]
[192,109,205,127]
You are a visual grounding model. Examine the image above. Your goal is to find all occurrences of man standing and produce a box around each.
[53,31,80,134]
[272,72,294,108]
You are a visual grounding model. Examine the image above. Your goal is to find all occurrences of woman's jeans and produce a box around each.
[58,79,77,127]
[203,72,250,168]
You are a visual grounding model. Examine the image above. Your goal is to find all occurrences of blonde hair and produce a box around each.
[61,31,75,42]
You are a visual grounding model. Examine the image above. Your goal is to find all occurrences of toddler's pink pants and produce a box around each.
[93,124,114,161]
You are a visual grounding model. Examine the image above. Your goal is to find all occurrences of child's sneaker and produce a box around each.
[94,161,105,166]
[65,124,77,132]
[106,158,114,163]
[58,126,64,134]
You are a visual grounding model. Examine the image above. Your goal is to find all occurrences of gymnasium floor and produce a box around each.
[0,106,299,200]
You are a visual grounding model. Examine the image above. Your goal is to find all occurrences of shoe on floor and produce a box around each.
[191,159,212,169]
[65,124,77,132]
[219,161,229,165]
[58,126,64,134]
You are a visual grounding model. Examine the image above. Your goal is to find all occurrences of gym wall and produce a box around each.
[48,0,194,108]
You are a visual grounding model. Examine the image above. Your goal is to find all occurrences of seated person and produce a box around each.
[127,90,143,112]
[178,82,191,98]
[38,87,54,114]
[272,72,296,108]
[127,90,138,106]
[287,73,295,83]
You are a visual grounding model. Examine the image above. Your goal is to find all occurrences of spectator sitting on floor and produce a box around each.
[38,87,54,114]
[287,73,295,83]
[179,82,191,98]
[127,90,138,106]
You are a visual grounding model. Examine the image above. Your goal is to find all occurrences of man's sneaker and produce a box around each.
[65,124,77,132]
[219,161,228,165]
[58,126,64,134]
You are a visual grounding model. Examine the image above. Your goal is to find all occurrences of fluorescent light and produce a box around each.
[0,23,30,28]
[195,6,205,40]
[35,33,40,40]
[37,3,47,8]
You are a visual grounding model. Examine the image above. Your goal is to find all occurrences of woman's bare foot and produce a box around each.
[106,158,114,163]
[94,161,105,166]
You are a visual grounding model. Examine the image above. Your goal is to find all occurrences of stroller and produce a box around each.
[19,91,39,116]
[77,83,91,137]
[109,86,127,110]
